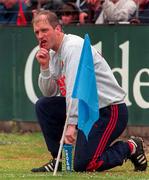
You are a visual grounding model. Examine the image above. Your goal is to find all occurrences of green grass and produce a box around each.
[0,132,148,180]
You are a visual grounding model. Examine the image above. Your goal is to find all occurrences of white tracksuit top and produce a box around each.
[38,34,126,124]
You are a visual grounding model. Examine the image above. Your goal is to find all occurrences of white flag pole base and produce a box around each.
[53,98,73,176]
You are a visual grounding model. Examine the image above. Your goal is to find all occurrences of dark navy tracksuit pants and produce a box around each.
[35,96,131,172]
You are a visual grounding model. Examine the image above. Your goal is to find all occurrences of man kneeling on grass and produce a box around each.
[31,10,147,172]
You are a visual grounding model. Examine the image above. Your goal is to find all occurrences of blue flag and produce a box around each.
[72,34,99,140]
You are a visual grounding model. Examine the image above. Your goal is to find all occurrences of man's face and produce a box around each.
[61,14,74,25]
[86,0,99,5]
[3,0,17,8]
[33,15,56,50]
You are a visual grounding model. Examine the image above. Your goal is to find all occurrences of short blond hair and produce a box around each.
[32,10,61,29]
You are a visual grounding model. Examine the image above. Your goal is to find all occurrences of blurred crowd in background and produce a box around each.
[0,0,149,26]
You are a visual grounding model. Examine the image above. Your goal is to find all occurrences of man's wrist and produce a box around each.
[67,124,77,129]
[67,124,76,127]
[40,64,49,70]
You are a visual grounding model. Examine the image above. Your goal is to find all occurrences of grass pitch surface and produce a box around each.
[0,133,148,180]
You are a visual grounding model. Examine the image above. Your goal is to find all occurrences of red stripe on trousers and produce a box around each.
[95,105,118,157]
[88,105,116,167]
[86,105,118,171]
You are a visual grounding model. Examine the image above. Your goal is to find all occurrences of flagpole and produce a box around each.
[53,98,73,176]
